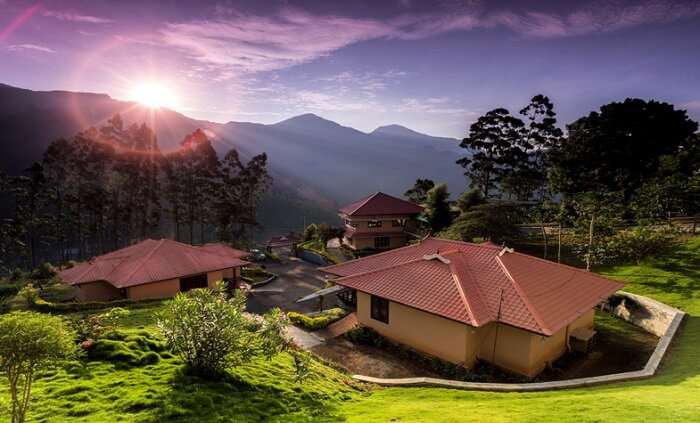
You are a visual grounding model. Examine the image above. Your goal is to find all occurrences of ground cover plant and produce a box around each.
[0,236,698,422]
[287,308,348,331]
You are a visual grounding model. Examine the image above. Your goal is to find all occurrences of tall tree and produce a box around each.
[424,183,452,232]
[457,108,525,198]
[550,99,698,200]
[404,179,435,204]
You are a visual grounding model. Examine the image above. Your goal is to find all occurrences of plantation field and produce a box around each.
[0,236,699,422]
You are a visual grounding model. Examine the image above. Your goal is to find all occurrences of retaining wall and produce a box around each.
[353,291,686,392]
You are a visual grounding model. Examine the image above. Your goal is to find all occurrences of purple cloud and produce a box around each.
[43,10,113,24]
[6,43,55,53]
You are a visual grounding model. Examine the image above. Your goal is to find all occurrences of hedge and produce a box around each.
[32,298,166,313]
[287,308,348,330]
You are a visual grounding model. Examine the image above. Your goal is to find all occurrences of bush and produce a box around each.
[17,283,40,308]
[606,226,677,265]
[156,284,295,379]
[287,308,348,330]
[0,312,78,423]
[74,307,130,342]
[30,262,57,281]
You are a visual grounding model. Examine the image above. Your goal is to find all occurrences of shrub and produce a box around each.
[606,226,677,265]
[287,308,348,330]
[17,283,39,308]
[30,262,57,281]
[303,224,319,241]
[74,307,130,343]
[0,312,78,423]
[156,283,300,379]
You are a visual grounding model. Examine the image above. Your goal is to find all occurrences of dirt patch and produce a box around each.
[311,337,440,378]
[539,312,659,381]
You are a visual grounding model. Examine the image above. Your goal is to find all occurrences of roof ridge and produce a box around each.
[447,252,492,326]
[495,255,550,335]
[447,257,478,326]
[348,192,380,215]
[121,239,166,287]
[428,237,502,250]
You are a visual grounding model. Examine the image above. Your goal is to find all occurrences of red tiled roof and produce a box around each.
[199,243,250,259]
[267,234,302,248]
[321,238,623,335]
[339,192,424,217]
[60,239,249,288]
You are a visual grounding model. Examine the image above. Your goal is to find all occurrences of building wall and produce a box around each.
[127,278,180,300]
[75,281,122,302]
[527,309,594,376]
[356,291,479,366]
[356,291,598,378]
[347,234,408,250]
[207,267,238,289]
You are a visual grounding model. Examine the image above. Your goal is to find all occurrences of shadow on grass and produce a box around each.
[148,367,343,422]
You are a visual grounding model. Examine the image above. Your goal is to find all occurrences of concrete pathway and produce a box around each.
[286,325,326,349]
[285,313,358,349]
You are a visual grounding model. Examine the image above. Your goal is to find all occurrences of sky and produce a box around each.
[1,0,700,138]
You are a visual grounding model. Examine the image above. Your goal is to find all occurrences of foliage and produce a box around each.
[303,223,319,242]
[87,330,170,369]
[156,284,294,379]
[404,179,435,204]
[0,312,78,423]
[287,308,348,330]
[457,108,525,198]
[439,203,521,243]
[605,226,677,265]
[316,223,345,245]
[567,192,624,270]
[74,307,130,343]
[455,188,485,214]
[550,98,698,200]
[423,183,452,232]
[16,284,39,309]
[240,266,275,284]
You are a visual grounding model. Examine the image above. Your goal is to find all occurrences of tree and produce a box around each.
[567,192,624,270]
[457,108,525,198]
[156,284,296,379]
[550,99,698,200]
[303,223,319,242]
[455,188,485,215]
[518,95,563,201]
[404,179,435,204]
[0,312,77,423]
[440,203,520,243]
[424,184,452,232]
[316,223,345,246]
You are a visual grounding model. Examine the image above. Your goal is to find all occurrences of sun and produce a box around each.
[128,81,178,109]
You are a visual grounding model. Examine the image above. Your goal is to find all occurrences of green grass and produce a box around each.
[2,236,700,422]
[0,300,361,422]
[336,236,700,422]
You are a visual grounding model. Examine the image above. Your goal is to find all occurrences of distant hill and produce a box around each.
[0,83,469,239]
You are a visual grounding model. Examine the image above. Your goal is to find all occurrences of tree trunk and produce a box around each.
[586,214,595,271]
[557,222,562,263]
[540,223,548,259]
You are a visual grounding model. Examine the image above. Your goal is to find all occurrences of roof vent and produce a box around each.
[498,247,514,257]
[423,253,451,264]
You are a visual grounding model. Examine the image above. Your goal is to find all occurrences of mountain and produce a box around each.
[0,83,469,239]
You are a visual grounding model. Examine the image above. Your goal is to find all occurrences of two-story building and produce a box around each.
[339,192,424,251]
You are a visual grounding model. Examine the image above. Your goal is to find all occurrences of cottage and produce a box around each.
[339,192,424,251]
[321,238,623,377]
[59,239,249,301]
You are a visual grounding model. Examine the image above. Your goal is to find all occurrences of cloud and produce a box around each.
[396,97,471,115]
[43,10,113,24]
[162,0,700,80]
[6,44,55,53]
[318,70,407,97]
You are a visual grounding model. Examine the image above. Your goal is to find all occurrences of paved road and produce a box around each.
[245,257,342,314]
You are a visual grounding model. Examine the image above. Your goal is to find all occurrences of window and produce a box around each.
[374,236,390,249]
[392,219,406,227]
[367,220,382,228]
[371,295,389,324]
[180,273,208,292]
[345,219,356,228]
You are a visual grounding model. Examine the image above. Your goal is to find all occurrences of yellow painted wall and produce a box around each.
[127,278,180,300]
[356,291,479,366]
[356,291,598,378]
[75,281,122,301]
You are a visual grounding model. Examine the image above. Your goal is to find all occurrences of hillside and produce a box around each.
[0,83,468,238]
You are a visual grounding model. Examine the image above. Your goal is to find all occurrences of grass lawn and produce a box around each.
[1,236,699,422]
[336,236,700,422]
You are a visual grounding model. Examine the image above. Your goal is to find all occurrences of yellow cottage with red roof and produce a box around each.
[322,238,623,377]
